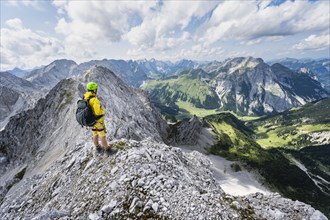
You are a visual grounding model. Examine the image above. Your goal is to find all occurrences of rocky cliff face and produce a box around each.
[0,66,328,219]
[0,71,42,129]
[209,57,329,115]
[268,58,330,92]
[168,116,215,152]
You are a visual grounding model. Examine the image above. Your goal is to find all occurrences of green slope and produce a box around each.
[247,97,330,149]
[203,112,330,216]
[142,69,220,121]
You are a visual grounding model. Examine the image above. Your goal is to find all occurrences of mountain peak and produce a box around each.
[24,59,77,89]
[84,65,114,76]
[221,56,265,74]
[82,65,121,86]
[51,59,77,65]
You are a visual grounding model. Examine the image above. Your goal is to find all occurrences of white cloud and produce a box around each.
[0,19,65,70]
[178,44,225,61]
[293,34,330,51]
[51,0,329,63]
[227,50,256,59]
[5,18,23,30]
[7,0,45,10]
[52,1,218,59]
[125,1,218,50]
[240,36,285,46]
[53,1,158,60]
[1,1,328,70]
[198,1,330,44]
[52,0,69,14]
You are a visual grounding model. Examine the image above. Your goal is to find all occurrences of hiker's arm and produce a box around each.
[92,98,105,116]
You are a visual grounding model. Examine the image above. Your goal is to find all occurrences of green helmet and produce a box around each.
[87,82,98,91]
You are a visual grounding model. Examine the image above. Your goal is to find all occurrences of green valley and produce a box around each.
[202,112,330,216]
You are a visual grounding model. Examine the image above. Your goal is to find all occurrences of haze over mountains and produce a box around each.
[0,56,329,219]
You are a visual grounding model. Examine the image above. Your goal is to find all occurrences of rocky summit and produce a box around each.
[0,65,328,219]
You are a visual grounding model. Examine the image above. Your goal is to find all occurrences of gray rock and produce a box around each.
[111,167,118,175]
[101,200,117,214]
[152,203,159,213]
[88,213,102,220]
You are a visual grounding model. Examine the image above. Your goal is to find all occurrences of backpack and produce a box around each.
[76,98,98,127]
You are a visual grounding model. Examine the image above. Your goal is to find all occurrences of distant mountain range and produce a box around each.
[0,72,43,129]
[7,57,329,91]
[2,56,329,127]
[8,67,28,78]
[19,58,200,88]
[143,57,329,118]
[137,58,201,78]
[70,59,148,87]
[268,58,330,92]
[24,59,77,89]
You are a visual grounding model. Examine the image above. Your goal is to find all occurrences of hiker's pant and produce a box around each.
[92,121,106,137]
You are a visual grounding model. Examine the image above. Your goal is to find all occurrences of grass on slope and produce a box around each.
[204,112,330,216]
[248,98,330,149]
[204,113,267,163]
[142,69,220,111]
[155,99,260,122]
[255,123,330,148]
[175,100,219,120]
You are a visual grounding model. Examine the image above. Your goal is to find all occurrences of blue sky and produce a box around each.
[1,0,329,70]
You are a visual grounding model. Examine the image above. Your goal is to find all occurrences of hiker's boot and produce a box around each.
[96,145,104,154]
[105,147,118,156]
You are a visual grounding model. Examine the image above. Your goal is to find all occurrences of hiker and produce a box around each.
[84,82,117,155]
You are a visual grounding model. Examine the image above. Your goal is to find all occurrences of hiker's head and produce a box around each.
[87,82,98,92]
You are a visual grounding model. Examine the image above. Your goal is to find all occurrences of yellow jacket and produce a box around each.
[84,91,105,122]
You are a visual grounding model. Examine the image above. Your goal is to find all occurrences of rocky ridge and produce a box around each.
[0,139,327,220]
[0,65,168,174]
[81,66,169,142]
